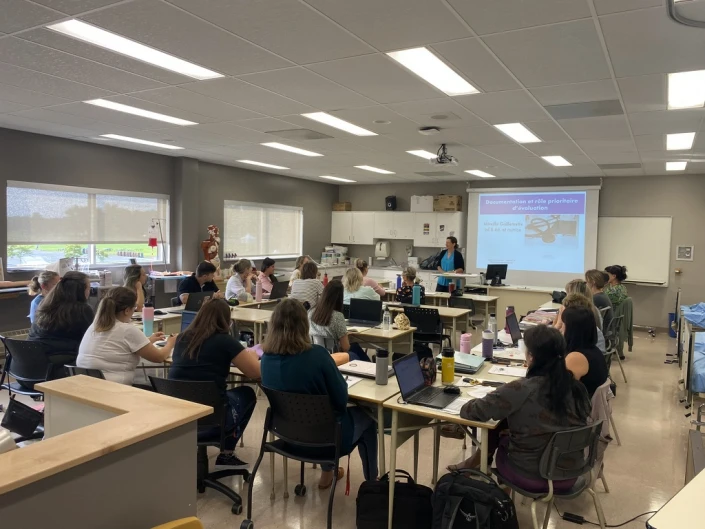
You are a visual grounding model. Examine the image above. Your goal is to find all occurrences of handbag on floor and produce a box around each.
[432,469,518,529]
[1,395,43,438]
[356,469,433,529]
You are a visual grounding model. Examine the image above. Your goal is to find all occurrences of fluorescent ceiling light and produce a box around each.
[261,142,323,157]
[542,155,572,167]
[47,20,222,80]
[668,70,705,109]
[237,160,289,170]
[666,132,696,151]
[84,99,197,125]
[354,165,395,174]
[406,149,437,159]
[100,134,184,150]
[320,176,356,183]
[386,47,479,96]
[666,161,687,171]
[465,170,496,178]
[494,123,541,143]
[302,112,377,136]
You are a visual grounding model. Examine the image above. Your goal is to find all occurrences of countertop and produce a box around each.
[0,376,211,495]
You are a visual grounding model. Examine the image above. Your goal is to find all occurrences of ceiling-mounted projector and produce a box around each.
[430,143,458,166]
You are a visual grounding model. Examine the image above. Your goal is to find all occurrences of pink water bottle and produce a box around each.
[460,333,472,354]
[255,278,263,302]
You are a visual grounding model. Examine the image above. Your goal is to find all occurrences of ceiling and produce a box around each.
[1,0,704,184]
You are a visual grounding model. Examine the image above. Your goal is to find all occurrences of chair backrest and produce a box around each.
[598,306,610,317]
[590,380,614,450]
[604,314,624,348]
[538,422,603,481]
[403,306,441,334]
[149,377,222,428]
[260,386,340,447]
[66,365,106,379]
[3,338,71,385]
[171,296,182,307]
[311,335,336,353]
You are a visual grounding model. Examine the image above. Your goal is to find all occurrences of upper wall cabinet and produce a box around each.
[331,212,375,244]
[412,212,465,248]
[373,212,414,240]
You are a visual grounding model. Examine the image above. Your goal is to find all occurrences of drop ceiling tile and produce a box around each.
[130,87,262,121]
[628,109,704,135]
[235,117,301,133]
[600,7,705,77]
[563,165,602,177]
[386,98,486,129]
[593,0,662,15]
[455,90,548,123]
[303,0,470,51]
[430,38,520,92]
[442,125,513,147]
[576,138,637,153]
[558,115,632,140]
[520,166,568,178]
[530,80,618,106]
[191,122,272,143]
[83,0,291,76]
[523,140,586,157]
[166,0,373,63]
[0,0,63,33]
[473,143,536,163]
[521,120,571,141]
[0,81,70,107]
[0,37,164,93]
[20,28,187,85]
[633,134,666,152]
[12,107,107,129]
[0,99,31,113]
[0,61,115,100]
[483,20,611,88]
[180,78,314,116]
[0,113,97,138]
[589,152,642,164]
[239,67,375,110]
[447,0,590,36]
[31,0,125,14]
[307,54,442,103]
[617,74,666,113]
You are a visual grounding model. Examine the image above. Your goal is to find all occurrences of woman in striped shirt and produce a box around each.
[290,261,324,310]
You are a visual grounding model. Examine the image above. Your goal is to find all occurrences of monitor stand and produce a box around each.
[490,275,504,286]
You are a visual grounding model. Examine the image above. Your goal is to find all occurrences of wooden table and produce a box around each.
[349,326,416,355]
[231,307,273,344]
[387,303,471,348]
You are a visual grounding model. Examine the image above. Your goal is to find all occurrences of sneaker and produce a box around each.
[215,453,249,470]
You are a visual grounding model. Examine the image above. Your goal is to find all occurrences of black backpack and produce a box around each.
[421,250,444,270]
[357,469,433,529]
[432,469,519,529]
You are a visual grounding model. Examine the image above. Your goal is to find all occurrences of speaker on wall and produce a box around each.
[385,196,397,211]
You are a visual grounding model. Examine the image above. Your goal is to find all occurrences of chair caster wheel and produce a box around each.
[294,484,306,496]
[232,503,243,515]
[240,521,253,529]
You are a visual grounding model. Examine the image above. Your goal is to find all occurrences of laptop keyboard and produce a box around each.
[413,386,446,404]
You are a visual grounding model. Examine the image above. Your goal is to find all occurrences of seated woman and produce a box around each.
[554,279,602,333]
[343,267,380,305]
[562,306,609,398]
[585,269,614,333]
[28,271,94,356]
[77,287,175,385]
[123,264,147,312]
[448,325,591,494]
[261,299,378,489]
[604,265,629,307]
[258,257,277,296]
[290,261,324,310]
[396,266,425,304]
[27,270,60,324]
[355,259,386,297]
[559,293,606,353]
[170,299,260,470]
[288,255,310,287]
[309,279,370,364]
[226,259,254,300]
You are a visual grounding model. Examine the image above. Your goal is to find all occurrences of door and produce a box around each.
[351,212,375,245]
[393,213,414,239]
[331,212,352,243]
[374,212,395,239]
[413,213,437,247]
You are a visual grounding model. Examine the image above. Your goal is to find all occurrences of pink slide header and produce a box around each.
[479,192,585,215]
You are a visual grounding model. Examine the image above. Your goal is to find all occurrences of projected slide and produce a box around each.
[476,191,587,274]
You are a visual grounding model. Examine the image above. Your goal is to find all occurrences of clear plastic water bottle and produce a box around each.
[489,313,497,343]
[382,307,392,330]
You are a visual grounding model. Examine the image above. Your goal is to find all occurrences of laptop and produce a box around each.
[436,351,485,374]
[393,354,459,409]
[339,361,393,380]
[506,312,522,346]
[180,310,197,332]
[185,291,214,312]
[269,281,289,300]
[348,299,383,327]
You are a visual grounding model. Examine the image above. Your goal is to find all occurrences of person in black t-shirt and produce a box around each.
[170,299,261,469]
[177,261,224,305]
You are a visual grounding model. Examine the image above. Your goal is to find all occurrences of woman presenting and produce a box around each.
[435,236,464,292]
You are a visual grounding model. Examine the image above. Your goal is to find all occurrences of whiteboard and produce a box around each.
[597,216,672,286]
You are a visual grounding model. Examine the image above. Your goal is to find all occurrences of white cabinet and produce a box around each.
[331,212,353,243]
[436,212,464,243]
[374,212,395,239]
[332,211,459,245]
[351,212,375,245]
[394,212,414,239]
[374,212,414,240]
[412,212,465,248]
[413,214,437,247]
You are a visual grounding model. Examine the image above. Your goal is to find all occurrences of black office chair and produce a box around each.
[0,336,73,397]
[243,387,343,529]
[171,296,182,307]
[604,315,627,383]
[403,306,451,351]
[149,376,248,515]
[65,366,106,379]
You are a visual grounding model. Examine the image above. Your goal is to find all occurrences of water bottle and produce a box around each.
[255,278,263,302]
[396,274,402,289]
[142,302,154,337]
[504,306,515,333]
[489,313,498,343]
[375,349,389,386]
[482,329,494,359]
[382,307,392,331]
[441,347,455,385]
[323,272,329,287]
[412,282,421,306]
[460,333,472,354]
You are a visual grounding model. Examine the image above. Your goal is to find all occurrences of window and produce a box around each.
[224,201,302,260]
[6,181,169,269]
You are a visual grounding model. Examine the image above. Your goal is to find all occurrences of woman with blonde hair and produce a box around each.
[343,267,380,305]
[261,298,378,489]
[554,279,602,333]
[355,259,385,297]
[288,255,311,286]
[226,258,255,300]
[123,264,147,312]
[77,287,174,385]
[396,266,425,304]
[27,270,60,323]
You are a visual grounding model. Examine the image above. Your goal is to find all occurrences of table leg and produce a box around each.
[269,432,276,500]
[388,338,393,355]
[378,403,386,475]
[413,432,419,481]
[432,424,440,484]
[479,427,489,474]
[387,410,398,529]
[409,335,414,354]
[452,318,458,349]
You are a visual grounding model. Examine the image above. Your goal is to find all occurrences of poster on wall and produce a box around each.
[676,245,694,261]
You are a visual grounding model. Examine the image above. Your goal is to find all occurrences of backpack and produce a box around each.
[432,469,519,529]
[421,250,444,270]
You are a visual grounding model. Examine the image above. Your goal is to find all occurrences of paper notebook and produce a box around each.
[488,365,527,378]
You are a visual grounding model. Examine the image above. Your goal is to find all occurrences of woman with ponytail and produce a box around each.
[448,325,591,493]
[27,270,60,323]
[77,287,175,385]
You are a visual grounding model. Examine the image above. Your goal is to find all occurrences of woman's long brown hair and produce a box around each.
[177,298,233,359]
[311,279,344,327]
[95,287,137,332]
[263,298,311,355]
[35,271,89,332]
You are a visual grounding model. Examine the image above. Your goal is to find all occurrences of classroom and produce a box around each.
[0,2,703,529]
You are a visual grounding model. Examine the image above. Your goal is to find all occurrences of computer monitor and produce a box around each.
[348,299,383,326]
[486,264,508,286]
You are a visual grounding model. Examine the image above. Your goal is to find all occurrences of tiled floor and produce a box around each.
[0,331,689,528]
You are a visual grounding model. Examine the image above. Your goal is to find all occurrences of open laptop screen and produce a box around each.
[393,354,425,399]
[506,312,522,344]
[349,298,382,323]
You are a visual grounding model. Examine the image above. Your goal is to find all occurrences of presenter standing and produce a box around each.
[435,236,465,292]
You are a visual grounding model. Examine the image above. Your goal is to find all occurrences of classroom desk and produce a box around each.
[384,289,498,327]
[646,465,705,528]
[231,307,273,344]
[349,326,415,355]
[540,301,563,311]
[480,285,558,329]
[387,303,470,348]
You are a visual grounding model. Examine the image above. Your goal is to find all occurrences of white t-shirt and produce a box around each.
[290,279,324,310]
[77,321,150,385]
[344,286,381,305]
[226,274,247,300]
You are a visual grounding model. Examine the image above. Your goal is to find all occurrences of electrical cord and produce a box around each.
[553,503,657,527]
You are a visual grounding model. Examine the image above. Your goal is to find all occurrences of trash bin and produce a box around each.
[669,312,677,338]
